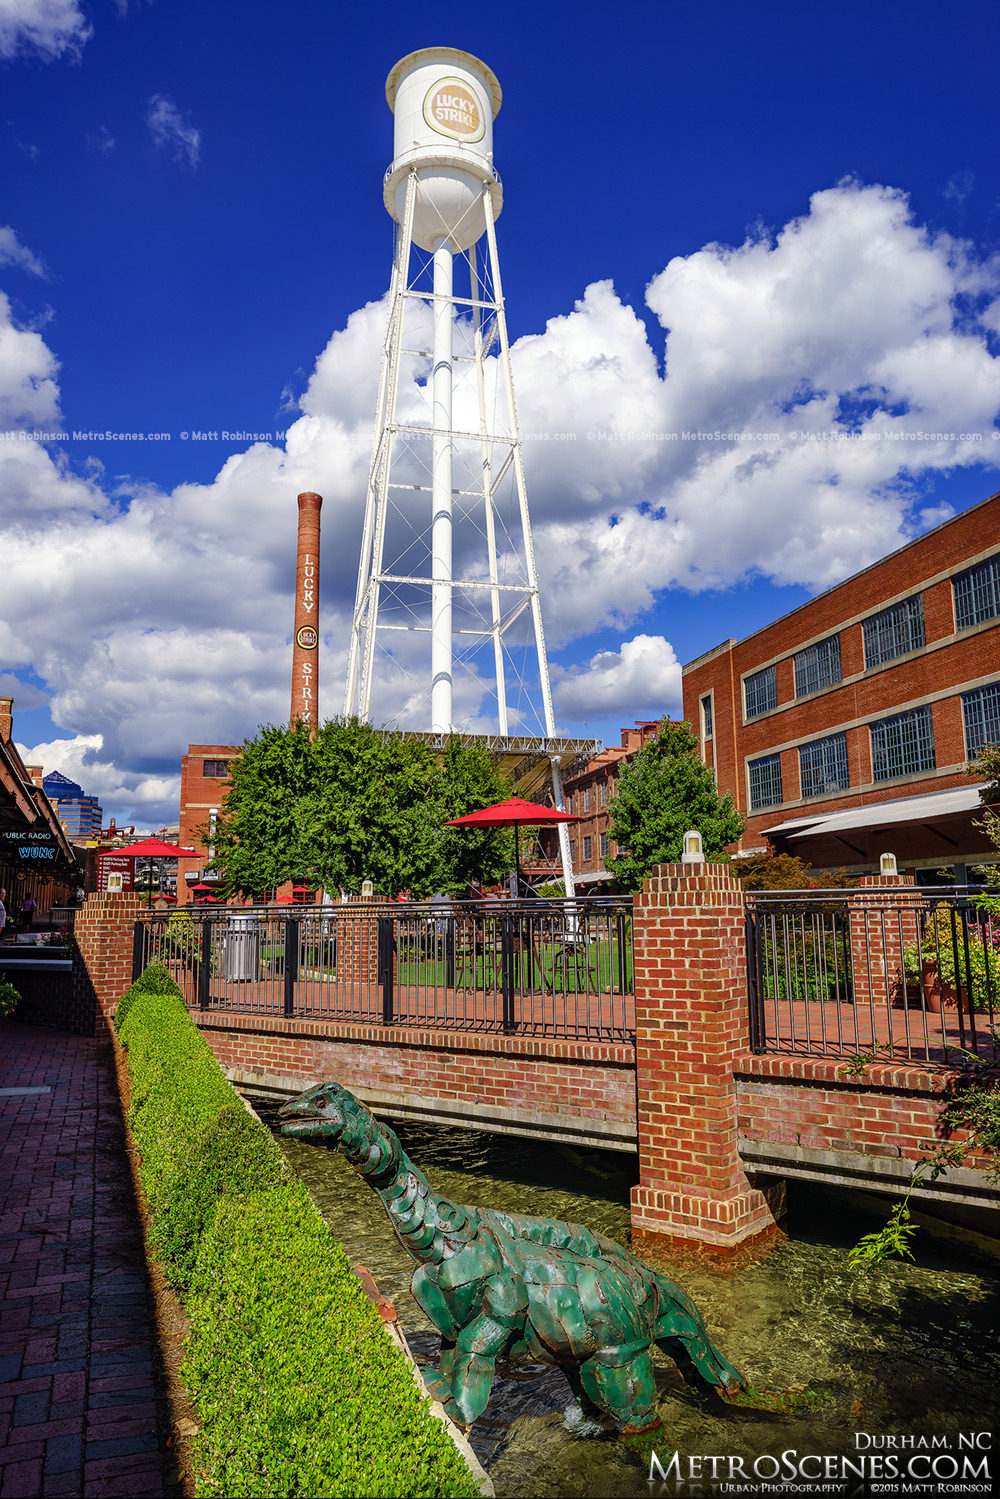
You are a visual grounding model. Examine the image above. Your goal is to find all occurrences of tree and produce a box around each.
[733,851,856,890]
[211,719,516,900]
[606,719,745,891]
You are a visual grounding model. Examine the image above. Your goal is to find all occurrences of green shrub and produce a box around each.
[117,967,478,1499]
[0,978,21,1018]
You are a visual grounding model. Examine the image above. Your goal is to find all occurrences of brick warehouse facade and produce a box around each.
[682,489,1000,873]
[559,722,672,886]
[177,743,238,899]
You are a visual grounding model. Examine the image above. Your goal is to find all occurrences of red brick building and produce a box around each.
[177,744,238,899]
[681,490,1000,876]
[560,722,667,885]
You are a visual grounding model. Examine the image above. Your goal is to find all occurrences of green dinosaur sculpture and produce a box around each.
[280,1082,745,1439]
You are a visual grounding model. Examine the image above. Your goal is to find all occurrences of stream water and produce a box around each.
[262,1107,1000,1497]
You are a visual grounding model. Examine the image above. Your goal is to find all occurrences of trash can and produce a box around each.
[225,913,259,982]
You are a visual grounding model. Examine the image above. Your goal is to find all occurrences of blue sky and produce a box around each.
[2,0,1000,825]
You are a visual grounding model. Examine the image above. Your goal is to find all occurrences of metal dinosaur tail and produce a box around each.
[651,1272,745,1393]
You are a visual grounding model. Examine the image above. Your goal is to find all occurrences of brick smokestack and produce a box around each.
[0,696,11,744]
[290,492,322,733]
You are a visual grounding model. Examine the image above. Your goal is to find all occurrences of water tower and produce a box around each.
[344,48,598,893]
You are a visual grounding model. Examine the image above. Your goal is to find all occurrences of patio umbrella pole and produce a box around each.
[514,824,520,899]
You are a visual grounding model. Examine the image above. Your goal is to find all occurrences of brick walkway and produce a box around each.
[0,1024,168,1498]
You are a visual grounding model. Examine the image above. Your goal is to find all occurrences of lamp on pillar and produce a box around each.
[290,491,322,733]
[681,829,704,865]
[879,851,899,878]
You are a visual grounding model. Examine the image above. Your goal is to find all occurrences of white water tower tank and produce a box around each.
[384,47,503,252]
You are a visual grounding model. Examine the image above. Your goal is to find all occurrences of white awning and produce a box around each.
[764,785,984,842]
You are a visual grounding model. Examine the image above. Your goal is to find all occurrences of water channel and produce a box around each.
[262,1107,1000,1497]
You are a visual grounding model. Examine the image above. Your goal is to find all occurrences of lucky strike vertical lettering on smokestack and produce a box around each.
[290,491,322,733]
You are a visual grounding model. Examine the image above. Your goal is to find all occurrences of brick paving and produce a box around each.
[0,1023,168,1498]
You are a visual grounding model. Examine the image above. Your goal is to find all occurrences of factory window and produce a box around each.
[863,595,925,668]
[798,733,850,798]
[701,694,713,738]
[962,683,1000,758]
[203,760,230,778]
[600,832,609,858]
[744,665,777,719]
[748,753,783,810]
[583,788,590,811]
[794,635,842,697]
[583,836,592,862]
[569,840,576,863]
[953,555,1000,631]
[565,793,573,813]
[599,781,606,807]
[870,705,936,782]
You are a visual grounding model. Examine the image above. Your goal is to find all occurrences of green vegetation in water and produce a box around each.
[115,964,480,1499]
[847,1033,1000,1267]
[719,1384,831,1414]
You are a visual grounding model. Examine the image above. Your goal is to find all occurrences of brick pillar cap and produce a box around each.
[297,491,323,510]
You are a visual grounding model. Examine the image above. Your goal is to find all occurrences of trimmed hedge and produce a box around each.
[115,965,480,1498]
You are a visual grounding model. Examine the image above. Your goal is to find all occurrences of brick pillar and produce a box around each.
[72,892,146,1035]
[335,905,379,990]
[848,874,922,1010]
[630,863,784,1253]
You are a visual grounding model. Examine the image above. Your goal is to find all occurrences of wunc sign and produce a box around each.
[0,828,59,861]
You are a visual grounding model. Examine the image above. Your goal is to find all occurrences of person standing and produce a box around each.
[19,892,37,932]
[0,888,7,942]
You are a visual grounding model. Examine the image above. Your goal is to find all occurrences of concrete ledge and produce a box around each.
[0,958,73,971]
[740,1135,1000,1210]
[228,1066,639,1153]
[735,1050,958,1094]
[192,1009,634,1066]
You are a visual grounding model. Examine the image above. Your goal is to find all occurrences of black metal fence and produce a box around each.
[132,897,635,1042]
[746,886,1000,1063]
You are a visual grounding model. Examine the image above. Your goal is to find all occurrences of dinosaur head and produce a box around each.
[279,1081,367,1144]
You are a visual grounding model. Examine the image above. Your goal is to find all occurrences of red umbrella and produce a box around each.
[120,838,196,858]
[445,796,579,893]
[191,883,213,892]
[118,837,197,907]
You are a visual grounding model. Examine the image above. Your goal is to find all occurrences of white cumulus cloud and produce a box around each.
[2,180,1000,818]
[0,0,91,60]
[0,227,47,278]
[555,635,682,720]
[146,95,201,169]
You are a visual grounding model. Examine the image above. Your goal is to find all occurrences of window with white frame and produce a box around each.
[954,556,1000,631]
[870,705,936,781]
[748,753,783,810]
[798,732,850,798]
[863,595,925,668]
[744,664,777,719]
[701,694,713,737]
[794,635,842,697]
[583,835,592,861]
[962,683,1000,758]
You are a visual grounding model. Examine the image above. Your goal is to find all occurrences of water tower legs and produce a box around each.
[431,237,454,734]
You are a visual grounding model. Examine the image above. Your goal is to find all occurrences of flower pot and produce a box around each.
[920,961,971,1014]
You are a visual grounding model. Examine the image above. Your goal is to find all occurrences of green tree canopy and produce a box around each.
[210,719,515,900]
[606,719,745,891]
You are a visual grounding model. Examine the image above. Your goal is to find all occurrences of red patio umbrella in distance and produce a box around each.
[444,796,580,895]
[118,837,197,907]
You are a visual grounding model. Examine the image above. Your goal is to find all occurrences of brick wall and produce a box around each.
[192,1011,637,1150]
[7,964,94,1035]
[72,892,146,1035]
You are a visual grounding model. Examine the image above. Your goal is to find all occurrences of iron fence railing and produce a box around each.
[746,886,1000,1064]
[132,897,635,1042]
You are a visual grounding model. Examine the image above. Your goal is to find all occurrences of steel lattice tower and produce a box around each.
[344,48,587,893]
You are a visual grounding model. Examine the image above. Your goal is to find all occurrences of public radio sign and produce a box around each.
[423,78,484,142]
[0,827,59,861]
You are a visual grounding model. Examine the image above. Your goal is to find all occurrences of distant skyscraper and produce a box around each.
[43,769,102,841]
